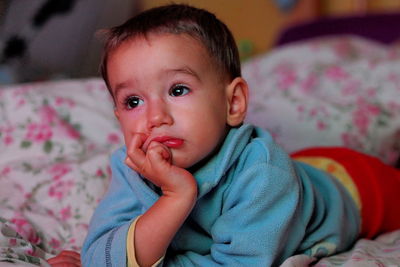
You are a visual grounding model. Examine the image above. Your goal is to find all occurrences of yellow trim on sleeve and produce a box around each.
[127,216,140,267]
[294,156,361,210]
[126,216,164,267]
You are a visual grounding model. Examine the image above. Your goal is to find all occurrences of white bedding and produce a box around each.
[243,35,400,165]
[0,79,122,266]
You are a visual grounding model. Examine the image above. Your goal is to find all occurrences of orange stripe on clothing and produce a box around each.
[293,156,361,209]
[291,147,400,238]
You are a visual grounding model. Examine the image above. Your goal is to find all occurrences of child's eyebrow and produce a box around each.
[167,67,201,81]
[112,67,201,96]
[113,81,131,96]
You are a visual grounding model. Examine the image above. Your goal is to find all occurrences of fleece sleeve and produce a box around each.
[81,149,158,267]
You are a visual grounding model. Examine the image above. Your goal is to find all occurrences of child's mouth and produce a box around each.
[150,136,184,148]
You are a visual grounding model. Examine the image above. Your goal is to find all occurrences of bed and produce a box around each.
[1,14,400,267]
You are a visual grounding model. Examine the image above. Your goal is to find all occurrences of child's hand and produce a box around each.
[47,250,81,267]
[125,133,197,196]
[125,134,197,266]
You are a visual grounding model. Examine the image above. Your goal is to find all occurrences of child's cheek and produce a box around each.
[120,110,149,149]
[118,116,135,149]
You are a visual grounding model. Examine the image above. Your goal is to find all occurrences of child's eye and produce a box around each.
[169,84,190,97]
[124,96,143,109]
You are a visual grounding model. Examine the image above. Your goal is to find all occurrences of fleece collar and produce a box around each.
[192,124,254,199]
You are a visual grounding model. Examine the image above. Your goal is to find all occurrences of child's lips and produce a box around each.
[150,136,184,148]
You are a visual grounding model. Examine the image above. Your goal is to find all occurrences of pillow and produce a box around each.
[0,78,123,253]
[243,36,400,165]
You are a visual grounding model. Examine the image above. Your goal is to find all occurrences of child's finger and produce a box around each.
[47,250,81,266]
[48,261,80,266]
[125,156,141,172]
[47,254,81,266]
[126,133,147,167]
[48,259,81,266]
[147,141,172,164]
[48,262,81,267]
[127,133,146,154]
[58,250,80,258]
[127,142,171,176]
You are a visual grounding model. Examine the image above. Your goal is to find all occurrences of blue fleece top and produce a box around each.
[81,124,360,266]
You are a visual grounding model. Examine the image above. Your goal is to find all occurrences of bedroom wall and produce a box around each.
[322,0,400,15]
[140,0,400,60]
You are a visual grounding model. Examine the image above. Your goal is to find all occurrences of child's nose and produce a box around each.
[146,101,173,129]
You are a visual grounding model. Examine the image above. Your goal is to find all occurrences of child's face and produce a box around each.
[108,33,233,168]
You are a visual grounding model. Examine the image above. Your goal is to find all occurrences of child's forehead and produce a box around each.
[140,33,223,73]
[107,32,227,91]
[130,32,208,53]
[111,33,219,72]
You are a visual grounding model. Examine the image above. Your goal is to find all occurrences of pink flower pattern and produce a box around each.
[49,238,61,249]
[107,133,121,144]
[60,206,72,221]
[10,215,41,246]
[0,124,15,146]
[325,65,349,81]
[352,98,381,136]
[49,163,71,181]
[48,180,75,200]
[25,123,53,143]
[244,36,400,165]
[0,79,121,262]
[273,64,297,90]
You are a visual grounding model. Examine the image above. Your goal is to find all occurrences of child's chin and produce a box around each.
[172,155,198,169]
[173,160,193,169]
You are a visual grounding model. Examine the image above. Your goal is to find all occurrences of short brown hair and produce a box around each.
[100,4,241,92]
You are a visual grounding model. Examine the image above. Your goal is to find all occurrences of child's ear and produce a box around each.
[226,77,249,127]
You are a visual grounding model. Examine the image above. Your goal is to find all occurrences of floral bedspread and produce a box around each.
[243,35,400,165]
[0,79,123,265]
[0,35,400,266]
